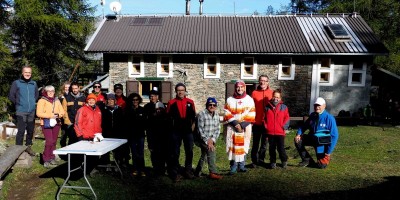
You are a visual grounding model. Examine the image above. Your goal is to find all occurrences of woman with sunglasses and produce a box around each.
[125,93,146,177]
[90,81,107,110]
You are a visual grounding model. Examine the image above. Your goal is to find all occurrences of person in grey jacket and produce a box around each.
[8,65,39,156]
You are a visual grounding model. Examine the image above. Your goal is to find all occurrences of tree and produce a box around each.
[266,5,274,15]
[8,0,96,87]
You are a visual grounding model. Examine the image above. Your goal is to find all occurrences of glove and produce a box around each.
[93,133,104,142]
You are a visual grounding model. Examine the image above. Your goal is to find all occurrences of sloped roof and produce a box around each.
[85,14,388,55]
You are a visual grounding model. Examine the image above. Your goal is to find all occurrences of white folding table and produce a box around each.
[53,138,127,200]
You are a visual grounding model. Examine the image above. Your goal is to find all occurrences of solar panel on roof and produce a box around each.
[325,24,350,39]
[130,18,148,26]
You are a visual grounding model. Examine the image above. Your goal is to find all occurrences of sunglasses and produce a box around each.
[93,85,101,88]
[133,99,139,101]
[208,104,217,107]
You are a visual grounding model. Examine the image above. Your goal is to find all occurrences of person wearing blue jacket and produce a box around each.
[294,97,339,169]
[8,66,39,156]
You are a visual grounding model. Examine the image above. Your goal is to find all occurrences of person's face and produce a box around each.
[71,85,79,95]
[314,103,326,114]
[107,98,115,106]
[87,98,96,106]
[46,89,55,98]
[176,86,186,99]
[235,85,245,95]
[93,84,101,92]
[22,67,32,80]
[64,84,70,94]
[150,94,159,103]
[272,92,281,102]
[115,89,123,97]
[206,103,217,113]
[132,97,140,106]
[259,77,269,89]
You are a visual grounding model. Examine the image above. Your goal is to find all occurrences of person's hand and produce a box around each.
[235,124,243,132]
[53,113,59,119]
[207,139,215,151]
[294,135,301,143]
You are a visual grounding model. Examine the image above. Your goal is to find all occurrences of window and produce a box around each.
[204,56,221,78]
[241,57,257,79]
[126,81,172,104]
[157,56,173,77]
[128,56,144,77]
[318,58,334,86]
[278,57,295,80]
[348,62,366,86]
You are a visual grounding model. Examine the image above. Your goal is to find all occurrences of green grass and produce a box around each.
[1,126,400,200]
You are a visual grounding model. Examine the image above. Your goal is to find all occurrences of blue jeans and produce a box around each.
[15,112,35,146]
[130,137,145,172]
[230,156,246,173]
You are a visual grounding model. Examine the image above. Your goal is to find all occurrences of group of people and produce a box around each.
[9,65,339,183]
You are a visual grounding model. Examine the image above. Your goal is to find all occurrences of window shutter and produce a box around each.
[126,81,139,97]
[225,82,235,101]
[161,81,172,104]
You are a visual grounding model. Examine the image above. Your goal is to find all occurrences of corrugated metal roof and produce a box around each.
[85,15,388,55]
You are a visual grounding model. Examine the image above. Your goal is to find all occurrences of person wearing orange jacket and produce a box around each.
[264,89,290,169]
[250,75,273,168]
[74,93,102,140]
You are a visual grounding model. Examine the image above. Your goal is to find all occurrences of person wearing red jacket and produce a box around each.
[250,75,273,168]
[74,93,102,140]
[264,89,290,169]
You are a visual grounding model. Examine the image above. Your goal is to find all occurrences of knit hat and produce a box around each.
[175,82,186,91]
[107,93,116,100]
[205,97,217,106]
[150,89,159,96]
[114,83,123,91]
[87,93,97,101]
[235,80,246,88]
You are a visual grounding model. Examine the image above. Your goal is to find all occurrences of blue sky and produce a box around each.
[88,0,290,17]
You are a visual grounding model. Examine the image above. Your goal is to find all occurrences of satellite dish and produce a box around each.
[109,1,122,13]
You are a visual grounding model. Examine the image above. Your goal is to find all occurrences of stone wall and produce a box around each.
[107,54,312,117]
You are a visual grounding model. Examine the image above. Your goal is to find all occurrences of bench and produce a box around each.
[0,145,27,179]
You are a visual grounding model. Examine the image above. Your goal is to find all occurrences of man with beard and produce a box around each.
[224,80,255,175]
[61,82,86,146]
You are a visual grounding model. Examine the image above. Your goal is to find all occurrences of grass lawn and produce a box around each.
[1,125,400,200]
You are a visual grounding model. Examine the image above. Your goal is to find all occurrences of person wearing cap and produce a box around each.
[61,81,86,147]
[224,80,255,175]
[125,93,146,177]
[36,85,65,168]
[74,93,102,140]
[264,89,290,169]
[100,93,127,168]
[194,97,222,180]
[90,81,107,110]
[166,82,196,182]
[113,83,127,109]
[144,89,168,176]
[294,97,339,169]
[250,75,273,168]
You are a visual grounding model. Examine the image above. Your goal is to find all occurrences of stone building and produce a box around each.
[85,14,388,117]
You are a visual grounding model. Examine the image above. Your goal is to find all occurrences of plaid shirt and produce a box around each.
[197,108,220,144]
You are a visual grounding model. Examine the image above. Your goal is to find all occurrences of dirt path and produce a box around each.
[6,173,44,200]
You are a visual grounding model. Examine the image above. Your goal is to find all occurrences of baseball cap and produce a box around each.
[314,97,326,106]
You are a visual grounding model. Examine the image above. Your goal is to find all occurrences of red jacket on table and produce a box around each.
[251,86,273,125]
[74,104,102,139]
[264,101,290,136]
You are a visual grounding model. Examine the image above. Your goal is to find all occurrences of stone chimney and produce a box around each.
[186,0,190,15]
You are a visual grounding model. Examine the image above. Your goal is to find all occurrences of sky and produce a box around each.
[87,0,291,17]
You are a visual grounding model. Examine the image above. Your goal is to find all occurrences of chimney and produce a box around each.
[186,0,190,15]
[199,0,204,15]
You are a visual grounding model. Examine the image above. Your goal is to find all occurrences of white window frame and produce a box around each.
[240,57,258,80]
[348,62,366,87]
[157,55,173,78]
[278,57,295,80]
[128,55,144,78]
[318,58,334,86]
[203,56,221,79]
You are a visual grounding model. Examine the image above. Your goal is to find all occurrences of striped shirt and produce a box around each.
[197,108,220,144]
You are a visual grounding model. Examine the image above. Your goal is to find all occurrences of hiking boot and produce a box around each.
[132,170,138,176]
[49,159,58,165]
[238,168,247,173]
[249,163,257,168]
[270,163,277,169]
[298,160,309,167]
[140,171,146,177]
[194,169,201,177]
[228,170,237,175]
[26,146,36,156]
[282,162,288,169]
[183,170,195,179]
[209,173,223,180]
[173,175,182,183]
